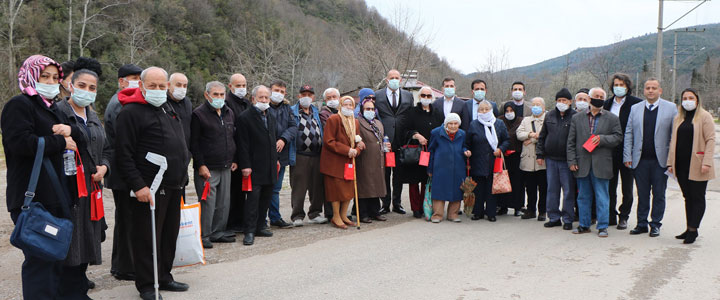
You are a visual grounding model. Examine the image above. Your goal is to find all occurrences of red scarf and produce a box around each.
[447,131,456,141]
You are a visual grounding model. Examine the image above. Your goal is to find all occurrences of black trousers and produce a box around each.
[359,198,381,218]
[57,263,90,299]
[677,175,707,229]
[382,166,403,209]
[111,189,135,275]
[499,153,525,210]
[471,175,495,217]
[130,188,182,293]
[610,154,634,221]
[227,170,246,230]
[244,184,272,234]
[523,170,547,214]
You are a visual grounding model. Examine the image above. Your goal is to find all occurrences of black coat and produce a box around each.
[167,94,193,148]
[190,102,236,170]
[536,108,576,161]
[268,102,297,166]
[465,119,510,177]
[396,103,443,183]
[603,94,642,161]
[103,91,127,190]
[499,115,523,153]
[225,93,251,121]
[374,87,413,150]
[237,107,279,186]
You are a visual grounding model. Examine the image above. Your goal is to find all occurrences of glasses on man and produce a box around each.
[420,93,433,98]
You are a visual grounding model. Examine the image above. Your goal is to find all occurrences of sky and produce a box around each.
[364,0,720,74]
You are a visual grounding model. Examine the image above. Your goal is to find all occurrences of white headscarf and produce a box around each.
[477,101,498,150]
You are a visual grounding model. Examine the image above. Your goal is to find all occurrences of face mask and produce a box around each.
[473,90,486,101]
[512,91,524,101]
[341,107,354,117]
[144,89,168,107]
[255,101,270,111]
[478,111,494,123]
[299,97,312,108]
[127,80,140,89]
[363,110,376,120]
[444,87,455,98]
[172,87,187,100]
[556,102,569,112]
[682,100,697,111]
[590,98,605,108]
[388,79,400,90]
[70,86,97,107]
[209,97,225,109]
[531,106,543,116]
[326,99,339,109]
[504,112,515,120]
[233,87,247,98]
[270,92,284,103]
[35,82,60,100]
[613,86,627,98]
[575,101,589,111]
[420,98,432,106]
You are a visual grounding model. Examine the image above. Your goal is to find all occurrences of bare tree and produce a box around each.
[123,12,153,64]
[78,0,131,57]
[5,0,23,82]
[67,0,73,61]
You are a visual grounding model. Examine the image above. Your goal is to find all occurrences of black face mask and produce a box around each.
[590,98,604,108]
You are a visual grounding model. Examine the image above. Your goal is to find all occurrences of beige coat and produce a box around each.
[667,109,716,181]
[516,113,546,172]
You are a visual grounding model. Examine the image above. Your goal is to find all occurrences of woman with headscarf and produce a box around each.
[1,55,87,298]
[355,88,391,223]
[320,96,365,229]
[465,100,510,222]
[427,113,469,223]
[497,101,525,216]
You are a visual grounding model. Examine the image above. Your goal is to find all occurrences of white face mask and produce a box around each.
[512,91,524,101]
[575,101,589,111]
[35,82,60,100]
[682,100,697,111]
[127,80,140,89]
[143,89,168,107]
[504,112,515,120]
[270,92,284,103]
[341,107,354,116]
[556,102,569,112]
[326,99,339,109]
[478,111,494,123]
[233,87,247,98]
[420,98,432,106]
[172,87,187,100]
[255,101,270,111]
[299,97,312,108]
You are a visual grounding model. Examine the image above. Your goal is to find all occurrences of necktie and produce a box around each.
[392,91,397,108]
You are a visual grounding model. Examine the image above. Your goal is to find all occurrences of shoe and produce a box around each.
[111,271,136,281]
[629,226,648,235]
[392,205,406,214]
[372,215,387,221]
[87,279,95,289]
[487,216,497,222]
[497,208,508,215]
[563,223,573,230]
[598,229,608,238]
[683,230,698,244]
[471,214,484,221]
[223,231,236,238]
[243,233,255,245]
[431,218,441,223]
[449,218,461,223]
[270,219,293,228]
[521,211,536,219]
[537,213,546,222]
[360,217,372,223]
[293,219,304,227]
[617,219,628,230]
[412,211,423,218]
[331,220,348,229]
[159,280,189,292]
[140,291,163,300]
[379,207,390,214]
[514,210,522,217]
[544,220,562,228]
[202,239,213,249]
[649,227,660,237]
[676,231,688,240]
[572,226,591,234]
[256,229,273,237]
[308,216,328,224]
[210,236,235,243]
[342,218,355,226]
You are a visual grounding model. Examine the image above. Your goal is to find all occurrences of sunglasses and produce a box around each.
[365,96,376,100]
[420,94,433,98]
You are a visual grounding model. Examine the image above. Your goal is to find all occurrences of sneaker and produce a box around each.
[598,229,608,238]
[308,216,328,224]
[572,226,591,234]
[293,219,304,227]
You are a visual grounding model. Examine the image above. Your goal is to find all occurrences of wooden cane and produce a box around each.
[352,157,361,229]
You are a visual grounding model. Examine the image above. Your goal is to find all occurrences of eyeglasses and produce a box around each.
[365,96,376,100]
[420,94,433,98]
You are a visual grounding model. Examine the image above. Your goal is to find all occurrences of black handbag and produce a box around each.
[10,137,74,261]
[398,138,422,166]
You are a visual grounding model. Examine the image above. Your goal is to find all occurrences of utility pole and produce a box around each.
[655,0,709,84]
[671,28,705,103]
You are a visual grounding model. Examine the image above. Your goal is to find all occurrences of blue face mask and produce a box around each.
[363,110,376,120]
[35,82,60,100]
[388,79,400,90]
[70,86,97,107]
[209,97,225,109]
[144,89,167,107]
[444,87,455,98]
[531,106,543,116]
[613,86,627,97]
[473,90,486,101]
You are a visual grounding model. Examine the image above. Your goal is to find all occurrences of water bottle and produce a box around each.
[382,136,390,153]
[63,150,77,176]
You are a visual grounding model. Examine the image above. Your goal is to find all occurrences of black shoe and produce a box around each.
[412,211,423,218]
[111,271,136,281]
[159,280,189,292]
[223,231,236,238]
[537,213,546,221]
[256,229,273,237]
[487,216,497,222]
[379,207,390,215]
[649,227,660,237]
[544,220,562,228]
[270,219,293,228]
[683,230,698,244]
[392,205,406,214]
[675,231,688,240]
[360,217,372,223]
[458,210,463,215]
[617,219,628,230]
[87,279,95,289]
[202,239,213,249]
[471,214,484,220]
[629,226,649,235]
[572,226,591,234]
[243,233,255,245]
[497,208,508,215]
[140,291,163,300]
[521,211,536,219]
[563,223,573,230]
[210,236,235,243]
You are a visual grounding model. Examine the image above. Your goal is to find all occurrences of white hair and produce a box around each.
[140,66,168,81]
[588,87,607,99]
[531,97,545,106]
[205,81,225,93]
[323,87,340,99]
[252,85,269,97]
[419,86,433,94]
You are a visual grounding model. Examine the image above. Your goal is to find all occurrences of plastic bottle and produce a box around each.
[64,150,77,175]
[382,136,390,153]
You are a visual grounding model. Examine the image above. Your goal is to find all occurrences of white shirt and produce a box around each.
[514,99,524,106]
[610,97,625,116]
[645,99,659,111]
[472,99,480,121]
[386,88,398,107]
[443,97,454,117]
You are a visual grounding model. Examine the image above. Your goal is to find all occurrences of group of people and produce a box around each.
[2,53,714,300]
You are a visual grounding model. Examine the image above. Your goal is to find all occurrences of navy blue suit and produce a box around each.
[460,99,500,131]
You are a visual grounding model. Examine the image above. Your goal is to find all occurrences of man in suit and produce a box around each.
[237,85,279,245]
[433,77,465,122]
[375,69,413,214]
[225,73,253,233]
[623,78,677,237]
[504,81,533,117]
[603,73,642,229]
[460,79,499,131]
[567,88,623,237]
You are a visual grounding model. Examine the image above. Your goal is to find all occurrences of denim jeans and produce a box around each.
[634,158,667,229]
[267,165,286,222]
[545,158,575,224]
[576,168,610,229]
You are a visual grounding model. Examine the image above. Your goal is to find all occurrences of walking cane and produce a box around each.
[352,157,361,229]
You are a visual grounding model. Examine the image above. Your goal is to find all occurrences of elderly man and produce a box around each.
[537,88,577,230]
[167,73,192,146]
[320,87,340,126]
[105,63,143,281]
[266,80,296,228]
[225,73,253,233]
[575,88,590,112]
[517,97,548,221]
[115,67,191,300]
[237,85,278,245]
[433,77,465,120]
[375,69,413,214]
[191,81,237,248]
[506,81,533,117]
[624,78,677,237]
[567,88,623,237]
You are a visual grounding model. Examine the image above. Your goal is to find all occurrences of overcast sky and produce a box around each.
[365,0,720,74]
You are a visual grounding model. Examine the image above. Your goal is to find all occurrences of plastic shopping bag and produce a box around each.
[173,197,205,267]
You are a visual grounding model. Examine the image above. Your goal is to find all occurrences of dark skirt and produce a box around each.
[64,193,102,266]
[324,175,354,202]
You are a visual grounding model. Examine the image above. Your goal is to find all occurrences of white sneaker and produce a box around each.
[293,219,304,227]
[308,216,328,224]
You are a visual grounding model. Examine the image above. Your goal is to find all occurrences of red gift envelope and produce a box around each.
[419,150,430,166]
[344,163,355,180]
[277,161,281,179]
[90,183,104,221]
[75,150,88,198]
[583,134,598,153]
[385,152,396,167]
[200,180,210,201]
[493,157,503,173]
[505,150,516,156]
[242,175,252,192]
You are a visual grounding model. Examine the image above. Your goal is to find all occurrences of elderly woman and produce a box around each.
[355,88,391,223]
[320,96,365,229]
[1,55,85,298]
[667,88,715,244]
[427,113,468,223]
[397,86,444,218]
[466,100,510,222]
[498,101,525,216]
[517,97,548,221]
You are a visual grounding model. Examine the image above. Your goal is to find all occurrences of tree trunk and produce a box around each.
[67,0,73,61]
[78,0,89,57]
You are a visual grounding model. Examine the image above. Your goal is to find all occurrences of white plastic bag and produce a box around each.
[173,198,205,267]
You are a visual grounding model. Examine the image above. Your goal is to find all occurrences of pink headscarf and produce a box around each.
[17,55,63,96]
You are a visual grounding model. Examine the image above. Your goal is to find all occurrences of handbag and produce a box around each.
[398,138,422,166]
[90,182,104,221]
[10,137,74,261]
[492,153,512,195]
